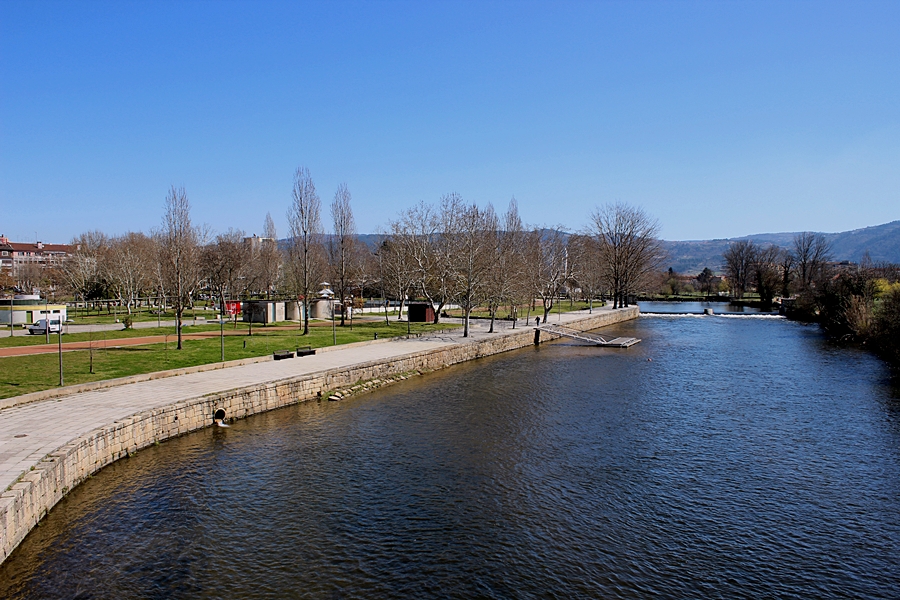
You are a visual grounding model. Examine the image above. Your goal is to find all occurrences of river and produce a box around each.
[2,305,899,598]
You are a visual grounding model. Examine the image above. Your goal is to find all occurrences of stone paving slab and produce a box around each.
[0,310,616,494]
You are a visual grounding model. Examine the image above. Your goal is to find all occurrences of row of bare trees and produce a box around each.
[54,171,666,347]
[722,231,834,304]
[57,188,280,348]
[285,167,376,335]
[382,196,664,336]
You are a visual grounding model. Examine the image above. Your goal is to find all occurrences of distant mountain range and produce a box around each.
[288,221,900,277]
[662,220,900,275]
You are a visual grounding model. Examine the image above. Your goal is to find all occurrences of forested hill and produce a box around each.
[662,220,900,274]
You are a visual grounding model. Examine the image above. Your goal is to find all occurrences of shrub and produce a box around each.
[873,288,900,369]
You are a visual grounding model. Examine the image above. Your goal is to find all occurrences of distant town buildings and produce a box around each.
[0,235,77,291]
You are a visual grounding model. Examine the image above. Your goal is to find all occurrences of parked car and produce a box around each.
[28,318,63,335]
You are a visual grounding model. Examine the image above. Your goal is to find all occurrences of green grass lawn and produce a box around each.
[0,320,458,399]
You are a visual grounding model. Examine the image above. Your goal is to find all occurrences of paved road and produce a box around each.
[0,309,610,495]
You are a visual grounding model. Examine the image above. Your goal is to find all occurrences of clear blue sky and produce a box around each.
[2,1,898,243]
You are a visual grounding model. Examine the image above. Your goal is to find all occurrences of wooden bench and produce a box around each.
[273,350,295,360]
[296,347,316,357]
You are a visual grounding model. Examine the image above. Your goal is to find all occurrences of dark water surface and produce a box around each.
[2,314,900,599]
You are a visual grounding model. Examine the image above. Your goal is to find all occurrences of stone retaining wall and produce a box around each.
[0,308,638,563]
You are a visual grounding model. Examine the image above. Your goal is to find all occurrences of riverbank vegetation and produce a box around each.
[714,232,900,370]
[814,263,900,369]
[640,231,900,371]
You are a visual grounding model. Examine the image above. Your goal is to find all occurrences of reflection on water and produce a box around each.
[2,316,899,599]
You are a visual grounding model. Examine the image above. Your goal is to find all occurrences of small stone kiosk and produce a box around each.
[309,282,339,319]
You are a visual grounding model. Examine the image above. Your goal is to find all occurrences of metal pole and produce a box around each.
[58,321,64,386]
[332,302,336,345]
[45,298,50,344]
[220,315,225,362]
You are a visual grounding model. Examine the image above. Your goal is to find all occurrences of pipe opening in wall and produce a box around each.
[213,408,231,428]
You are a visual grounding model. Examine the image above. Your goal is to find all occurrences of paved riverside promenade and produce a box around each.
[0,306,639,563]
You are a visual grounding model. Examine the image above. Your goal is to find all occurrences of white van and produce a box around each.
[28,318,63,335]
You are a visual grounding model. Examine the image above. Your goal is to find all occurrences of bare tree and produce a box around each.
[328,183,359,326]
[287,167,324,335]
[590,203,664,308]
[105,232,154,320]
[255,213,282,299]
[568,233,605,312]
[157,186,202,350]
[722,239,755,299]
[62,231,108,316]
[378,236,412,323]
[778,247,795,298]
[751,244,782,306]
[484,198,526,332]
[793,232,832,292]
[202,228,247,322]
[389,197,458,323]
[350,241,376,323]
[525,228,569,322]
[451,200,497,337]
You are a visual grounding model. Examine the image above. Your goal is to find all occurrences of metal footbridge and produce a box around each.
[537,324,641,348]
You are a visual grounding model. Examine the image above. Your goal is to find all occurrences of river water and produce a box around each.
[2,306,899,599]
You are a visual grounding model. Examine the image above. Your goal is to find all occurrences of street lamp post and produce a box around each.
[58,321,64,387]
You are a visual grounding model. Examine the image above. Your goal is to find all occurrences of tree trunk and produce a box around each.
[176,305,183,350]
[463,305,471,337]
[302,299,310,335]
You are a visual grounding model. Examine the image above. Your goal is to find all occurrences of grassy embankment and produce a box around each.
[0,320,457,399]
